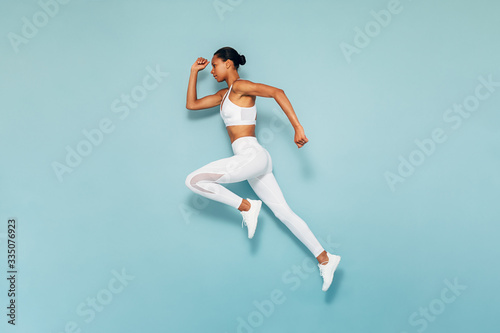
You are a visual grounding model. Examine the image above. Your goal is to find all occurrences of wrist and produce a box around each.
[293,124,303,130]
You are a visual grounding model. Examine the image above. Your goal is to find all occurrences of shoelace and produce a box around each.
[318,261,329,277]
[241,209,250,228]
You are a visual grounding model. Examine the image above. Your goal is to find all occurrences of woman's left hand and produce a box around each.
[294,126,309,148]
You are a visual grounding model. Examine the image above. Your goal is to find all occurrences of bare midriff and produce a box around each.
[227,124,256,144]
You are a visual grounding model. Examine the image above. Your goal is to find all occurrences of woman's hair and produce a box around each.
[214,47,246,69]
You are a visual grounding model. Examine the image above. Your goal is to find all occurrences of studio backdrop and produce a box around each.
[1,0,499,332]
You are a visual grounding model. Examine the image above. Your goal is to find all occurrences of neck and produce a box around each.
[226,74,240,87]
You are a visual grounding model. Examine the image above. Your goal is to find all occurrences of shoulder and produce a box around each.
[233,79,253,89]
[232,79,256,95]
[232,79,279,98]
[216,87,229,97]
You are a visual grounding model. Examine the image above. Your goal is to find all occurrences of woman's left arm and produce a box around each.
[233,80,309,148]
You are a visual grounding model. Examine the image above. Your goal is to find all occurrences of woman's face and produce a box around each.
[210,56,229,82]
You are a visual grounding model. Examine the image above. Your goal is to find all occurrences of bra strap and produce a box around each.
[230,78,241,92]
[224,78,241,104]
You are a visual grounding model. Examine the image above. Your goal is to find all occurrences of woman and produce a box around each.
[185,47,341,291]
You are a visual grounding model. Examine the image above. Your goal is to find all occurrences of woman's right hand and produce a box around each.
[191,57,210,72]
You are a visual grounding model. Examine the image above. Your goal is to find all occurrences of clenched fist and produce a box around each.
[191,57,210,72]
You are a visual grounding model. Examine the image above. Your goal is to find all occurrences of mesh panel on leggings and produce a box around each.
[190,173,224,194]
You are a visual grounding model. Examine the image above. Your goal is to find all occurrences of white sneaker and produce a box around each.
[240,199,262,239]
[318,252,341,292]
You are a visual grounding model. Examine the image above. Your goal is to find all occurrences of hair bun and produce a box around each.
[239,54,246,66]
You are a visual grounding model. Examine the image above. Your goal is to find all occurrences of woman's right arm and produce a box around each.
[186,57,224,110]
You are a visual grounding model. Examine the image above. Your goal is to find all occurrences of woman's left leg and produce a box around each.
[185,136,269,238]
[185,149,268,210]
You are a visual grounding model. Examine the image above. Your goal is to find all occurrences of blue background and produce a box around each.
[1,0,499,332]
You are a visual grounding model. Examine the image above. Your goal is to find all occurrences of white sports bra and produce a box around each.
[220,79,257,127]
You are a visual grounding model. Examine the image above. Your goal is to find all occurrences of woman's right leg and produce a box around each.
[249,167,341,291]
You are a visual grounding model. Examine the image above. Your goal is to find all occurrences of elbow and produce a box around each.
[274,88,285,99]
[186,102,194,110]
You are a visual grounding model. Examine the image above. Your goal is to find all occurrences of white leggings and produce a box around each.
[185,136,325,257]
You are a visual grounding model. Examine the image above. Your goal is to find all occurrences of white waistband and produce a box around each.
[231,136,261,154]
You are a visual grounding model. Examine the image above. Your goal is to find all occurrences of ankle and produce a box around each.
[238,199,251,212]
[317,251,329,265]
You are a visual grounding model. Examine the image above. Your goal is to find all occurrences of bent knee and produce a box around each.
[185,171,225,190]
[185,172,196,189]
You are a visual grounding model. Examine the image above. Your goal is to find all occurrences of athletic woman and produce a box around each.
[185,47,341,291]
